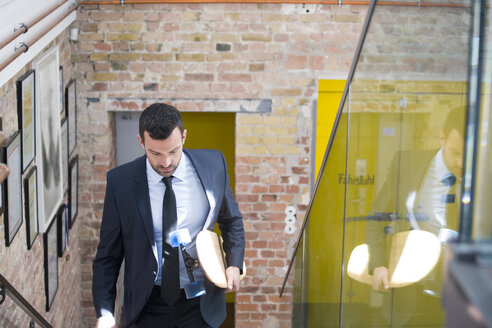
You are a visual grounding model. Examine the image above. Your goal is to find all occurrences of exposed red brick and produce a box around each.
[285,55,307,69]
[56,4,373,328]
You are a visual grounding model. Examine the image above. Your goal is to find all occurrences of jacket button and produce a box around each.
[153,271,156,276]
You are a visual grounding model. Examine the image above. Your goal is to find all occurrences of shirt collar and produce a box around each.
[172,152,187,182]
[146,151,188,186]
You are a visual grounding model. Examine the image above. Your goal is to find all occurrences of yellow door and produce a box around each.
[180,112,236,327]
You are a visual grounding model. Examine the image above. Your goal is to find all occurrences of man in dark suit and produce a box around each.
[367,106,465,292]
[92,103,245,328]
[362,107,465,325]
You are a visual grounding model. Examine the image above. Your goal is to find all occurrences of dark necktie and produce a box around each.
[161,176,180,305]
[441,173,458,231]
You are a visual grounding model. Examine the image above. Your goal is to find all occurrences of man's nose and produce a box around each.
[162,157,172,167]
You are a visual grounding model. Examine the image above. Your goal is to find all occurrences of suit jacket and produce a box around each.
[92,149,245,328]
[366,149,437,271]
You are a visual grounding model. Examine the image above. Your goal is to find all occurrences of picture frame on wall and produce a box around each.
[61,118,69,194]
[16,69,36,173]
[63,203,69,248]
[59,66,64,116]
[66,79,76,156]
[24,165,38,250]
[0,151,6,217]
[33,46,63,233]
[56,203,67,257]
[0,122,4,218]
[68,155,78,229]
[3,131,23,247]
[43,217,58,311]
[0,165,4,217]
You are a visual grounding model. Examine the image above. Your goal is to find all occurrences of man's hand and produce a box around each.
[372,266,390,292]
[225,266,241,293]
[95,316,115,328]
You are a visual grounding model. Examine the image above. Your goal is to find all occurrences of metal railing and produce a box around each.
[0,0,79,72]
[0,274,53,328]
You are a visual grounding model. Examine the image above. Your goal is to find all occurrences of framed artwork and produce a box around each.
[59,66,65,116]
[61,118,68,194]
[33,46,63,233]
[0,163,5,216]
[56,203,67,257]
[43,217,58,311]
[16,70,36,173]
[66,79,76,156]
[24,165,38,250]
[3,131,22,247]
[63,203,69,249]
[68,155,78,229]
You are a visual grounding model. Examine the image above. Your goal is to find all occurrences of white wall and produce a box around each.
[0,0,77,88]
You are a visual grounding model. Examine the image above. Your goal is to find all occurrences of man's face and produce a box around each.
[137,127,187,177]
[440,129,464,177]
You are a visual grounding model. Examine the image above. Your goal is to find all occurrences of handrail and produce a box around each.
[0,2,78,72]
[0,0,66,50]
[0,274,53,328]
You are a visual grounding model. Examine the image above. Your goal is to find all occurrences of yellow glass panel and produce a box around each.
[290,2,471,327]
[474,11,492,239]
[306,109,348,327]
[316,79,345,180]
[341,86,466,326]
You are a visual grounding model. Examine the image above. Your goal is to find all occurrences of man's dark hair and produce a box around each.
[139,103,184,142]
[443,105,465,138]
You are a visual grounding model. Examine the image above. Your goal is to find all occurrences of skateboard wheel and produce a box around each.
[170,228,191,247]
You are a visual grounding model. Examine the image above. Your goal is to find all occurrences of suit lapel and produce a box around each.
[133,156,156,246]
[184,149,218,230]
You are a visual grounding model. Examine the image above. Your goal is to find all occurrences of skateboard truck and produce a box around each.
[170,229,206,299]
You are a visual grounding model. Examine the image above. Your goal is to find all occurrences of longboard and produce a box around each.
[347,230,441,288]
[196,230,246,288]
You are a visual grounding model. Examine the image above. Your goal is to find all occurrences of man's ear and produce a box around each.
[439,130,445,147]
[137,134,145,149]
[182,129,187,145]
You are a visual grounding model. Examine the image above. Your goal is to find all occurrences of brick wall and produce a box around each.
[74,3,367,327]
[357,5,470,79]
[0,30,81,327]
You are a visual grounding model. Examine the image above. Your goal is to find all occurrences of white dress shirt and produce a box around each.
[413,148,460,239]
[146,152,210,287]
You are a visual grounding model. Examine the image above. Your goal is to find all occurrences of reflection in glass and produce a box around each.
[288,1,472,327]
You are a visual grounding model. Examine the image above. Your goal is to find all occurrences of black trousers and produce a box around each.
[132,286,211,328]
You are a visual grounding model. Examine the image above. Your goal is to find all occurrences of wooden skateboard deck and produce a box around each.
[347,230,441,288]
[196,230,246,288]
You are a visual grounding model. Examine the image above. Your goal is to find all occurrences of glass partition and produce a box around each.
[473,0,492,240]
[283,0,473,327]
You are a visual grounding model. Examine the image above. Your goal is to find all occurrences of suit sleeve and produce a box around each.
[216,152,245,273]
[365,153,399,273]
[92,172,124,318]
